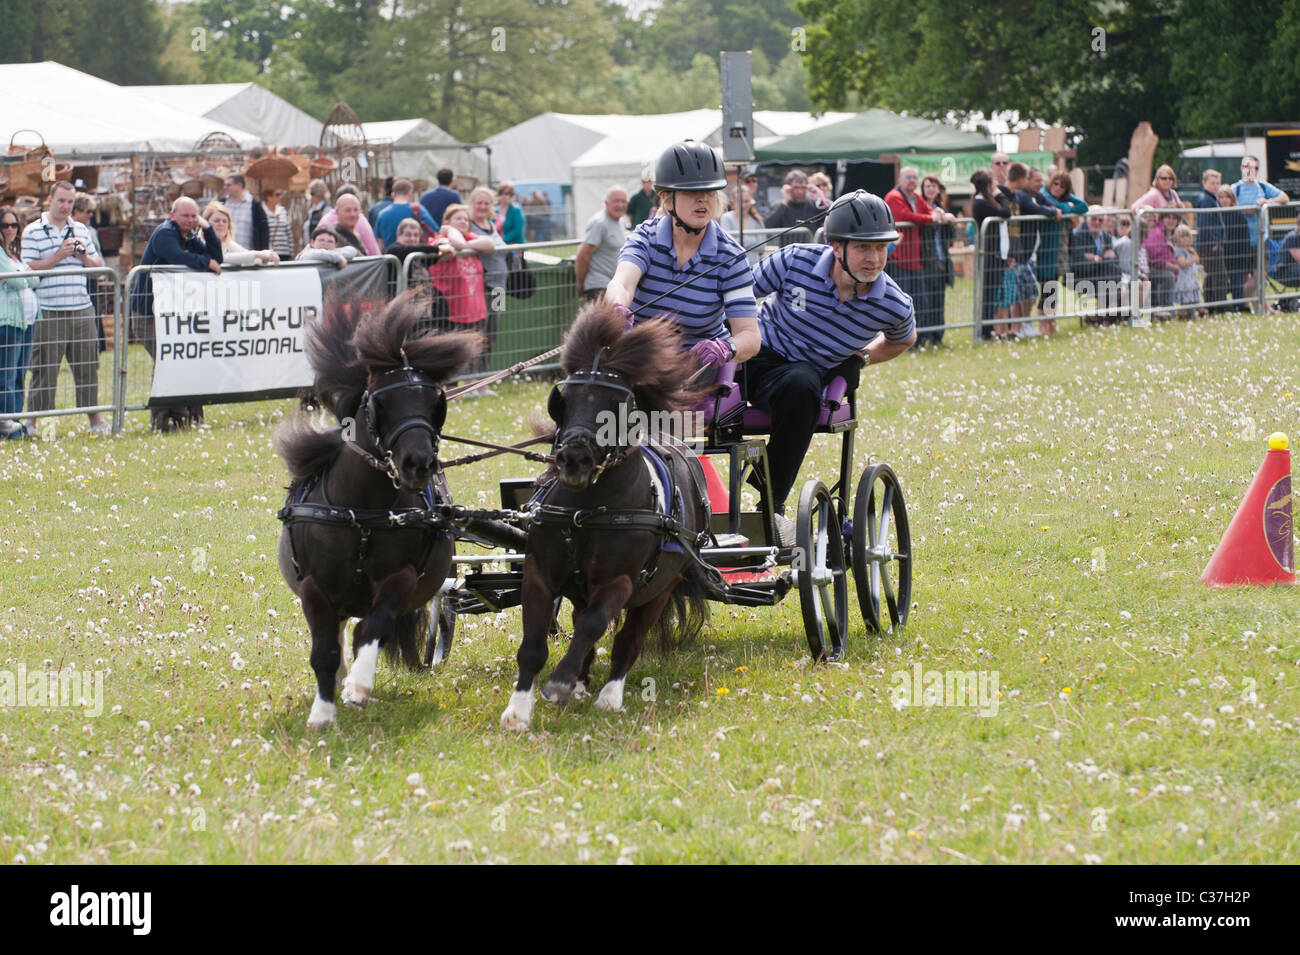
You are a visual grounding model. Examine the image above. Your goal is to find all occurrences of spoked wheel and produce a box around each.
[852,464,912,635]
[422,595,456,666]
[795,479,849,662]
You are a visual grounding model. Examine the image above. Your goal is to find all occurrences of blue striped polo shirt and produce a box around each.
[618,215,757,345]
[753,244,915,367]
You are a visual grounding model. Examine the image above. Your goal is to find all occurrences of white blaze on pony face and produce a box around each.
[595,678,625,712]
[342,640,380,706]
[500,689,535,731]
[307,695,337,730]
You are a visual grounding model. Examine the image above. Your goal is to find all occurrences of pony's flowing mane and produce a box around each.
[275,289,481,481]
[560,303,710,414]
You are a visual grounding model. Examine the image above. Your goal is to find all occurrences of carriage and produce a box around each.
[434,346,912,668]
[276,290,912,730]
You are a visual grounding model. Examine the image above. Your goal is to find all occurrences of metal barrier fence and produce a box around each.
[1262,202,1300,312]
[6,215,1298,436]
[0,264,120,438]
[1131,203,1274,322]
[400,238,582,378]
[883,218,980,342]
[719,226,814,259]
[973,211,1132,340]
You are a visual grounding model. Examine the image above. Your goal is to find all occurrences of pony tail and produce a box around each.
[651,564,710,654]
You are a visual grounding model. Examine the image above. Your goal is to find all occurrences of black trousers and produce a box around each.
[743,344,862,511]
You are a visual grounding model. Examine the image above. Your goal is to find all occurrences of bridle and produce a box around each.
[551,347,638,483]
[357,349,445,487]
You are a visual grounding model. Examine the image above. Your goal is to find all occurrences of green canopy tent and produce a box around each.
[755,109,994,201]
[755,108,993,162]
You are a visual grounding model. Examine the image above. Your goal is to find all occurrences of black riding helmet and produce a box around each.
[655,140,726,235]
[824,190,900,242]
[823,189,898,285]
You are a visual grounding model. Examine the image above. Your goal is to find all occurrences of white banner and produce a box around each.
[150,268,323,403]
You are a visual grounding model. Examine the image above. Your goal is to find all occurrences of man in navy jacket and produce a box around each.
[132,197,222,315]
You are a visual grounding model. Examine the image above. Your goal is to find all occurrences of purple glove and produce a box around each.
[691,338,733,367]
[612,303,634,328]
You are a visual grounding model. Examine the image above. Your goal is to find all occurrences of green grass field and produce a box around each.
[2,312,1298,864]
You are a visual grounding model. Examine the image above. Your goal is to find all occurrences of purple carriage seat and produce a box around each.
[696,362,853,431]
[695,362,746,423]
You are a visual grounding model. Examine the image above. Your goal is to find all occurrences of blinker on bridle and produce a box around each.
[554,347,638,482]
[360,348,445,486]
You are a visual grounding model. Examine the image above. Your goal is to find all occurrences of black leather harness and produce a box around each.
[537,353,724,594]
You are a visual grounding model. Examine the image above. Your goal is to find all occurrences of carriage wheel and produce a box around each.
[423,595,456,666]
[852,464,912,635]
[795,479,849,662]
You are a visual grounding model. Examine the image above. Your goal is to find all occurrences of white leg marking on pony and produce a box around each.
[500,689,535,731]
[595,679,625,712]
[572,681,589,701]
[342,640,379,706]
[307,695,337,730]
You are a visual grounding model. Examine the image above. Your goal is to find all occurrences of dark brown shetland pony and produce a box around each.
[500,303,715,731]
[275,290,479,730]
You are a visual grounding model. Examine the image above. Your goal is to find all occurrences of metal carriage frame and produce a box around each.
[431,366,912,665]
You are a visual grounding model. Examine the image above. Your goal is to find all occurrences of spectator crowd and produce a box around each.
[3,147,1297,439]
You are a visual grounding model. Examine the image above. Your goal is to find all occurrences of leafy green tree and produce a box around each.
[795,0,1300,169]
[615,52,722,113]
[288,0,619,141]
[0,0,169,84]
[75,0,171,83]
[1163,0,1300,140]
[196,0,304,75]
[623,0,804,73]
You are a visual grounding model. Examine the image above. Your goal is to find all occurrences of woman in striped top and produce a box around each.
[605,141,760,377]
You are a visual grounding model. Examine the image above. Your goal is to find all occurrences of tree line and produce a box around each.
[4,0,1294,169]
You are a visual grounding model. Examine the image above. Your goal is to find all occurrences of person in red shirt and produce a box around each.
[885,166,953,344]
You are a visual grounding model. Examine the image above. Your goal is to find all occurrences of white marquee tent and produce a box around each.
[0,62,261,156]
[568,110,855,230]
[486,109,857,230]
[130,82,324,148]
[360,119,488,184]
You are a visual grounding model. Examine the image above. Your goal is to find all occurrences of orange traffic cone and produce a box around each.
[1202,432,1294,586]
[698,454,729,515]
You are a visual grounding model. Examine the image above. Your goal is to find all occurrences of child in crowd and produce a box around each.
[995,254,1017,339]
[1171,223,1204,318]
[296,227,357,269]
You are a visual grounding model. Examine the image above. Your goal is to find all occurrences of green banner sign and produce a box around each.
[900,151,1055,191]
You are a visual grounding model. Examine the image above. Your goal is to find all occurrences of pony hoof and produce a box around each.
[571,681,590,701]
[499,690,535,732]
[500,711,531,732]
[595,679,626,713]
[540,679,573,706]
[341,682,371,707]
[307,696,337,730]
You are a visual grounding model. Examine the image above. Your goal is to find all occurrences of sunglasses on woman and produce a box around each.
[1,221,19,229]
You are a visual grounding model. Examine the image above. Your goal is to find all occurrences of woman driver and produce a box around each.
[604,140,760,375]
